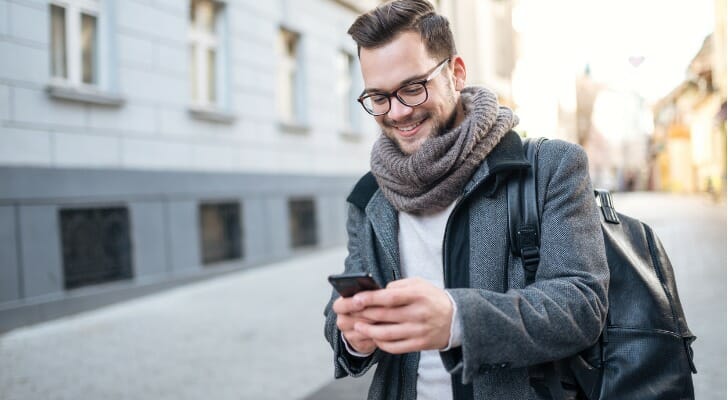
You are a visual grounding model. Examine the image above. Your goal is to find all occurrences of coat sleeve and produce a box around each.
[323,203,383,378]
[446,140,609,384]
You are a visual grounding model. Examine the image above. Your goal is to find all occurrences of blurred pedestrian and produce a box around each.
[323,1,609,399]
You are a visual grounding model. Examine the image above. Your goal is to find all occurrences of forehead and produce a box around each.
[359,31,438,91]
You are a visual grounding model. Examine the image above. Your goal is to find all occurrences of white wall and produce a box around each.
[0,0,377,176]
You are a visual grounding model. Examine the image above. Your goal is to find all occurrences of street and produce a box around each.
[0,192,725,400]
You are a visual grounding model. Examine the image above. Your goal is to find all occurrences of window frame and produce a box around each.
[336,49,362,136]
[277,27,300,124]
[276,26,308,131]
[188,0,231,113]
[47,0,124,105]
[49,0,101,89]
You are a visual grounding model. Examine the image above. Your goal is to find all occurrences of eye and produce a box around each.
[368,94,389,105]
[399,84,425,96]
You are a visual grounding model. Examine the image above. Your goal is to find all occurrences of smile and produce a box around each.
[393,118,426,133]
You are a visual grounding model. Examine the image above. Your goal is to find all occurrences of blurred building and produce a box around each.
[439,0,517,105]
[652,27,727,196]
[0,0,382,331]
[586,87,653,191]
[508,0,579,142]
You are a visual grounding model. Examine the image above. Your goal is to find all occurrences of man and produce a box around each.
[323,1,609,399]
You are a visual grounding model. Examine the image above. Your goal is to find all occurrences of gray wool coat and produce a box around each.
[323,132,610,399]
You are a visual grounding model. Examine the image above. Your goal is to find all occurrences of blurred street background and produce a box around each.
[0,0,726,399]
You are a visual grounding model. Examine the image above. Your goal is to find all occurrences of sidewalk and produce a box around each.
[0,247,360,400]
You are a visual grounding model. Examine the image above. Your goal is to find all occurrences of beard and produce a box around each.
[382,82,460,155]
[382,104,459,155]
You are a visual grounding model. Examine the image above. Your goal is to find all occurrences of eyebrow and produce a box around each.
[361,72,429,95]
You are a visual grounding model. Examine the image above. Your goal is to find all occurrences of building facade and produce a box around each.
[0,0,381,331]
[652,27,727,196]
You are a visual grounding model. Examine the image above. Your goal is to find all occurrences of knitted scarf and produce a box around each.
[370,86,518,214]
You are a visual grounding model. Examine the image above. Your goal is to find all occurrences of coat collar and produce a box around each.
[365,189,400,272]
[463,130,531,197]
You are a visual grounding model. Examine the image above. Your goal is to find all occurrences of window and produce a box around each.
[47,0,122,105]
[199,202,243,264]
[60,207,133,290]
[189,0,228,109]
[336,51,358,133]
[277,28,302,124]
[288,198,317,248]
[49,0,100,86]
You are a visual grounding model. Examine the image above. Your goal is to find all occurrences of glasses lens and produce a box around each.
[361,94,390,115]
[396,83,427,107]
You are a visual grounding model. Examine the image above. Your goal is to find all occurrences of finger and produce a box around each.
[354,287,417,308]
[375,338,426,355]
[351,305,409,323]
[333,296,364,314]
[385,277,421,289]
[344,330,378,347]
[355,321,424,343]
[347,338,377,354]
[337,313,378,332]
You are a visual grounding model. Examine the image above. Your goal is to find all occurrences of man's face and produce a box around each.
[359,31,465,155]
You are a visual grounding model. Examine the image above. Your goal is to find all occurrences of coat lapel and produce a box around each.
[365,190,401,277]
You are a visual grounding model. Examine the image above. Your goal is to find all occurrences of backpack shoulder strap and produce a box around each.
[509,137,569,400]
[507,137,568,400]
[507,137,547,285]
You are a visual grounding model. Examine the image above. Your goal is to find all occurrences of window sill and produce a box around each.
[46,84,125,107]
[278,121,311,135]
[188,106,237,124]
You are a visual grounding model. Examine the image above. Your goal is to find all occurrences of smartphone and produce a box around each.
[328,272,381,298]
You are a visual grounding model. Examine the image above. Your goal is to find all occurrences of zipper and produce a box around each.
[643,224,681,334]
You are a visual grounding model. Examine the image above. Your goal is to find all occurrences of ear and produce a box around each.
[451,56,466,91]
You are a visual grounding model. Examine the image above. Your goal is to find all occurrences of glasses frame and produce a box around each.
[357,57,451,116]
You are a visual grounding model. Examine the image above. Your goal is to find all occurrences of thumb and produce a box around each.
[386,277,418,289]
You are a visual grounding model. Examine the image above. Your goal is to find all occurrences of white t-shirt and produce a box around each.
[399,201,460,400]
[342,201,463,400]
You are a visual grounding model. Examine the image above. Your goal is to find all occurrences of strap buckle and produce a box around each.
[520,246,540,272]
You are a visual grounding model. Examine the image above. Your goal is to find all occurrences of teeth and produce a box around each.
[397,120,423,132]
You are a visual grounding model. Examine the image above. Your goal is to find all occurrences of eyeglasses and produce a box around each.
[357,58,450,116]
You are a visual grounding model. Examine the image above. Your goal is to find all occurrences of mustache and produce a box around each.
[383,112,430,128]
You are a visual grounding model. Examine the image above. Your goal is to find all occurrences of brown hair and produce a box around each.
[347,0,456,60]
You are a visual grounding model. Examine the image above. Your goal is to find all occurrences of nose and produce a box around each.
[387,97,414,121]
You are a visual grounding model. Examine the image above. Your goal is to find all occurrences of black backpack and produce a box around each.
[508,137,697,400]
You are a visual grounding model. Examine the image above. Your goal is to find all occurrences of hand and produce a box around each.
[349,278,453,354]
[332,295,378,354]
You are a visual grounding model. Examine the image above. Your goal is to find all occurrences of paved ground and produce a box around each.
[0,192,724,400]
[0,248,349,400]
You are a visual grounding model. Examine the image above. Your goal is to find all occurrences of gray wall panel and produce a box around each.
[168,200,201,274]
[242,197,267,265]
[0,206,20,302]
[316,195,336,248]
[130,201,168,280]
[19,205,63,297]
[266,197,290,258]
